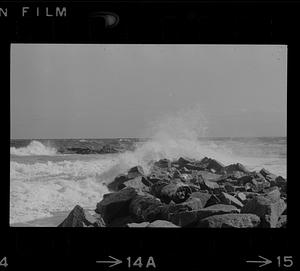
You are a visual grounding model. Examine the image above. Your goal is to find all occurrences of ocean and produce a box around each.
[10,137,286,226]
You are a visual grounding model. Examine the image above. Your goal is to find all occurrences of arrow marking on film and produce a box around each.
[96,256,122,268]
[246,255,272,268]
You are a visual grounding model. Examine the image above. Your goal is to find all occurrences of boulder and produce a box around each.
[147,220,179,228]
[276,215,287,228]
[129,194,162,221]
[109,216,136,227]
[58,205,105,227]
[205,194,222,207]
[107,174,128,191]
[275,176,287,194]
[176,157,195,167]
[123,176,150,192]
[218,192,244,208]
[127,222,150,227]
[201,179,220,190]
[197,213,260,228]
[153,159,171,169]
[224,182,235,193]
[225,163,250,174]
[148,167,171,181]
[179,197,205,211]
[236,192,247,203]
[151,180,192,204]
[200,157,225,174]
[197,171,222,182]
[259,168,277,184]
[184,192,211,209]
[237,175,255,186]
[262,186,281,201]
[241,191,286,228]
[127,166,145,179]
[169,204,239,227]
[95,187,138,224]
[184,163,205,171]
[158,203,190,221]
[234,186,247,192]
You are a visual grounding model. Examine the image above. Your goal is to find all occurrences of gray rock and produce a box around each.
[127,166,145,179]
[197,213,260,228]
[127,222,150,227]
[123,176,150,192]
[147,220,179,228]
[182,192,212,210]
[153,159,172,169]
[200,157,225,174]
[225,163,250,174]
[276,215,287,228]
[236,192,247,203]
[218,192,244,208]
[58,205,105,227]
[107,174,128,191]
[95,187,138,224]
[241,191,286,228]
[275,176,287,194]
[129,193,162,221]
[169,204,239,227]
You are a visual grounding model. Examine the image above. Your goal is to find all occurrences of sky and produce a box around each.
[10,44,287,139]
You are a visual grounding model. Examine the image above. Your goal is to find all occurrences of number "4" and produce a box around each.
[0,257,8,268]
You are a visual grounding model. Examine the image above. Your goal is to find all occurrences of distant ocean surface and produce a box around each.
[10,137,286,225]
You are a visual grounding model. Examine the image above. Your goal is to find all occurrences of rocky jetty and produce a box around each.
[59,157,287,228]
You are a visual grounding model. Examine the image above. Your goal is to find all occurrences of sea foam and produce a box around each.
[10,140,57,156]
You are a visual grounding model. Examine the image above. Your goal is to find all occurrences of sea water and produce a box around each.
[10,137,286,225]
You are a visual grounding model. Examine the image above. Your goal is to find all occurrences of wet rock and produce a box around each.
[100,145,119,154]
[197,213,260,228]
[200,157,225,174]
[123,176,150,192]
[151,180,192,204]
[95,187,138,224]
[58,205,105,227]
[176,157,195,167]
[127,166,145,179]
[225,163,250,174]
[153,159,171,169]
[218,192,244,209]
[184,163,205,171]
[107,174,128,191]
[275,176,287,194]
[129,194,162,222]
[148,167,171,181]
[147,220,179,228]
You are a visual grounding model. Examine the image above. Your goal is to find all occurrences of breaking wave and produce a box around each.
[10,140,57,156]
